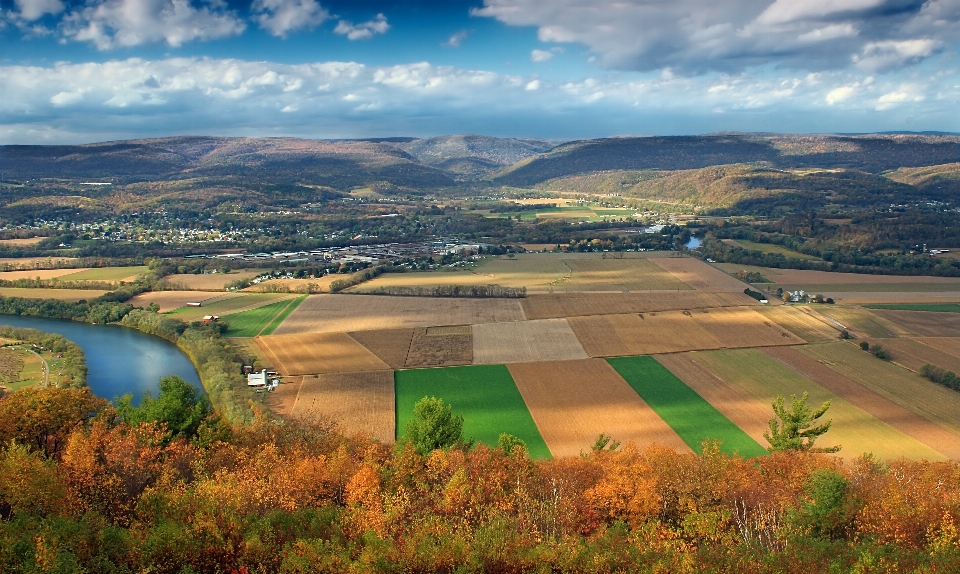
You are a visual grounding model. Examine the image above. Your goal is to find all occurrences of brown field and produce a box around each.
[347,329,414,369]
[255,332,389,375]
[755,268,960,286]
[271,294,525,334]
[507,359,690,457]
[353,256,569,293]
[521,291,756,320]
[862,337,960,374]
[869,310,960,337]
[797,342,960,438]
[0,237,46,246]
[915,338,960,359]
[0,287,108,301]
[0,257,78,270]
[290,370,394,443]
[0,268,89,281]
[655,353,773,446]
[164,270,264,291]
[560,258,691,292]
[405,327,473,368]
[650,257,749,292]
[127,291,233,313]
[265,376,302,419]
[756,306,841,342]
[763,346,960,459]
[472,319,588,364]
[568,307,801,357]
[170,293,293,321]
[815,307,908,338]
[229,338,275,370]
[816,292,960,305]
[243,275,343,293]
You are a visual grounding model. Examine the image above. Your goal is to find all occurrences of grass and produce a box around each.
[734,240,822,261]
[168,293,290,321]
[58,266,149,281]
[223,296,305,337]
[395,364,551,459]
[864,303,960,313]
[606,355,767,457]
[0,287,109,301]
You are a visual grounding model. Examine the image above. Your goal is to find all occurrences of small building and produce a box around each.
[186,302,202,307]
[202,315,220,323]
[247,369,267,387]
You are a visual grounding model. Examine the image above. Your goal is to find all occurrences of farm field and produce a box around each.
[507,359,690,457]
[725,239,822,261]
[694,348,945,460]
[861,337,960,374]
[243,274,344,293]
[868,309,960,337]
[0,287,108,301]
[811,291,960,305]
[650,257,750,292]
[0,268,88,281]
[520,291,756,320]
[746,268,960,286]
[347,329,414,369]
[472,319,587,364]
[607,356,767,457]
[559,257,691,291]
[395,365,551,458]
[915,337,960,359]
[256,332,389,375]
[168,293,292,321]
[223,296,306,337]
[58,266,148,282]
[126,291,230,312]
[271,294,525,334]
[229,338,274,370]
[865,303,960,312]
[797,342,960,438]
[352,255,569,292]
[405,326,473,368]
[763,345,960,459]
[164,269,264,291]
[0,257,79,270]
[0,237,45,246]
[292,370,395,443]
[568,307,801,357]
[814,307,908,338]
[755,306,840,343]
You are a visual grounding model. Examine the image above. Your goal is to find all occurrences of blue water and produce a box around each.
[685,236,702,249]
[0,314,201,404]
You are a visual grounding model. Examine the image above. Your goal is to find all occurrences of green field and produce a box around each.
[168,293,290,321]
[223,296,305,337]
[864,303,960,313]
[606,356,767,457]
[734,240,821,261]
[59,266,149,281]
[395,364,551,458]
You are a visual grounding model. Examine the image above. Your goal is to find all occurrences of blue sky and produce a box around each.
[2,0,958,143]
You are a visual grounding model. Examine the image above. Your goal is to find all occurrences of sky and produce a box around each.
[1,0,959,144]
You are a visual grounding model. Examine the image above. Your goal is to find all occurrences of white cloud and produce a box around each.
[251,0,330,38]
[14,0,64,21]
[854,39,941,72]
[755,0,883,26]
[525,79,540,90]
[826,85,855,104]
[444,29,472,47]
[530,49,554,63]
[59,0,245,50]
[333,13,388,41]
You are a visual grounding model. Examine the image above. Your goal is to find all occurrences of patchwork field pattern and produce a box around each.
[869,310,960,338]
[560,258,691,292]
[816,307,908,338]
[650,257,750,292]
[569,307,801,357]
[405,327,473,368]
[395,365,551,458]
[127,291,231,312]
[347,329,414,369]
[763,346,960,459]
[472,319,588,364]
[272,294,525,334]
[291,370,395,443]
[862,337,960,375]
[506,359,689,457]
[256,332,389,375]
[169,293,292,321]
[756,306,841,343]
[521,291,756,320]
[694,348,945,460]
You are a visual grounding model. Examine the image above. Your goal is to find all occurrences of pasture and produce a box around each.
[472,319,588,364]
[0,287,108,301]
[507,358,690,457]
[607,356,767,457]
[291,371,395,443]
[223,296,306,337]
[255,332,389,375]
[394,365,551,458]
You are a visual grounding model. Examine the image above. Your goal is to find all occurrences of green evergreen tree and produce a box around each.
[764,392,840,453]
[405,396,464,455]
[116,375,210,442]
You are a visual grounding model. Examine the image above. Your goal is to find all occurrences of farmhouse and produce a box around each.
[247,369,267,387]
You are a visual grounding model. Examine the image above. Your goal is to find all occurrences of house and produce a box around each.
[247,369,267,387]
[202,315,220,323]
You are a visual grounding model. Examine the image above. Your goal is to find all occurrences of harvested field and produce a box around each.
[472,319,588,364]
[169,293,292,321]
[650,257,749,292]
[347,329,414,369]
[353,256,569,293]
[756,306,841,342]
[816,292,960,305]
[815,307,907,338]
[291,371,394,442]
[866,303,960,312]
[0,257,79,269]
[560,258,690,292]
[798,342,960,438]
[861,337,960,374]
[762,346,960,459]
[243,275,342,293]
[869,310,960,337]
[915,338,960,359]
[0,347,25,383]
[764,268,960,286]
[568,307,801,357]
[507,359,690,457]
[607,356,766,457]
[164,269,264,291]
[694,348,944,460]
[395,365,551,458]
[271,294,525,334]
[0,269,88,281]
[59,266,148,282]
[264,376,301,419]
[0,288,108,301]
[655,353,773,447]
[0,237,45,246]
[405,327,473,368]
[521,291,756,320]
[255,332,389,375]
[127,291,231,313]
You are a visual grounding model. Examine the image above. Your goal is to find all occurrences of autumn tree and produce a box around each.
[0,386,108,459]
[404,396,463,455]
[764,392,840,453]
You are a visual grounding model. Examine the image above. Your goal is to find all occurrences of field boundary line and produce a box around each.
[258,295,306,337]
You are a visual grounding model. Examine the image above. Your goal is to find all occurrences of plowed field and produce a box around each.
[255,332,390,375]
[561,258,690,291]
[521,291,756,320]
[472,319,588,364]
[507,359,690,457]
[816,307,908,338]
[756,306,841,343]
[650,257,749,292]
[862,337,960,374]
[272,294,525,334]
[915,338,960,359]
[291,370,395,442]
[347,329,414,369]
[405,327,473,368]
[869,310,960,337]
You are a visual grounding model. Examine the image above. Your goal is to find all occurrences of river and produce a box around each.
[0,314,202,404]
[685,236,702,249]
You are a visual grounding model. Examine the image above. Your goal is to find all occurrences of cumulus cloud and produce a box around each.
[59,0,245,49]
[444,29,472,47]
[14,0,64,21]
[530,49,554,62]
[333,13,389,41]
[473,0,959,74]
[251,0,330,38]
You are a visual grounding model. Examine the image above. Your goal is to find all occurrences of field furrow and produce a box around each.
[256,332,390,375]
[291,370,395,443]
[472,319,587,364]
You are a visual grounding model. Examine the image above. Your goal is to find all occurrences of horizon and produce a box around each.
[2,1,959,144]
